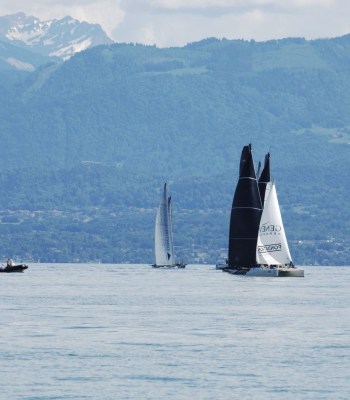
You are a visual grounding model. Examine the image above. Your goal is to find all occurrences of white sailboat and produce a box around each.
[153,183,185,268]
[248,181,304,277]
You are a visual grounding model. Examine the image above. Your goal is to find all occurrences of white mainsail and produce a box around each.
[154,184,175,266]
[257,181,293,266]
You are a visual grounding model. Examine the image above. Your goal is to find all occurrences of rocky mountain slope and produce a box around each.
[0,12,113,71]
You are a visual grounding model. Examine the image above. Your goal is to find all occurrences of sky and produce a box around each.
[0,0,349,47]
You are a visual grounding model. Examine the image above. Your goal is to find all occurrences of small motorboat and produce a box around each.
[0,263,29,273]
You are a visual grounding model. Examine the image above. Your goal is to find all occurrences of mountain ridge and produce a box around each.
[0,12,113,66]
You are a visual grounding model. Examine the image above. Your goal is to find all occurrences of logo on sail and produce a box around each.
[258,243,282,253]
[259,223,281,234]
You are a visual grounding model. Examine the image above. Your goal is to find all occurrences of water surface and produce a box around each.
[1,264,349,399]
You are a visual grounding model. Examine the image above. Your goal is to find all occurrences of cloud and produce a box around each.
[115,0,350,46]
[120,0,338,15]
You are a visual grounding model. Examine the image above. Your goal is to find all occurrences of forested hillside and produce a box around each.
[0,35,349,264]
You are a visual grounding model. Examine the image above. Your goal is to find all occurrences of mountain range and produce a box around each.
[0,15,349,265]
[0,12,113,72]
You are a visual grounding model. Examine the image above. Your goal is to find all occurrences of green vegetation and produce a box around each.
[0,36,349,264]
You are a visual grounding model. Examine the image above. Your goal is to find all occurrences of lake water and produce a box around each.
[0,264,349,400]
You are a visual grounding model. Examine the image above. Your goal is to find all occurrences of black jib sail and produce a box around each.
[258,152,270,205]
[228,144,263,268]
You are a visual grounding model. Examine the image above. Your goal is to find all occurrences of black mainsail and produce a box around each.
[258,152,270,205]
[228,144,262,268]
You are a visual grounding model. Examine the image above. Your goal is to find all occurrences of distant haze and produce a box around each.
[0,0,349,47]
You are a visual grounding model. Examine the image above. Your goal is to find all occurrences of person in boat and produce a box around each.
[6,258,13,267]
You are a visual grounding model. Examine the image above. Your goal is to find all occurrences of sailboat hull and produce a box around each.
[152,263,186,269]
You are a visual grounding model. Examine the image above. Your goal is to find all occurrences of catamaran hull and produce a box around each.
[246,267,279,276]
[215,264,228,270]
[221,266,304,277]
[277,268,304,277]
[222,267,278,276]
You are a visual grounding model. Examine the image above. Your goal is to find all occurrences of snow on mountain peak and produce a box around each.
[0,12,113,60]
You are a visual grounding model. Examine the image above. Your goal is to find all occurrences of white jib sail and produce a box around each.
[257,181,293,265]
[154,184,175,266]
